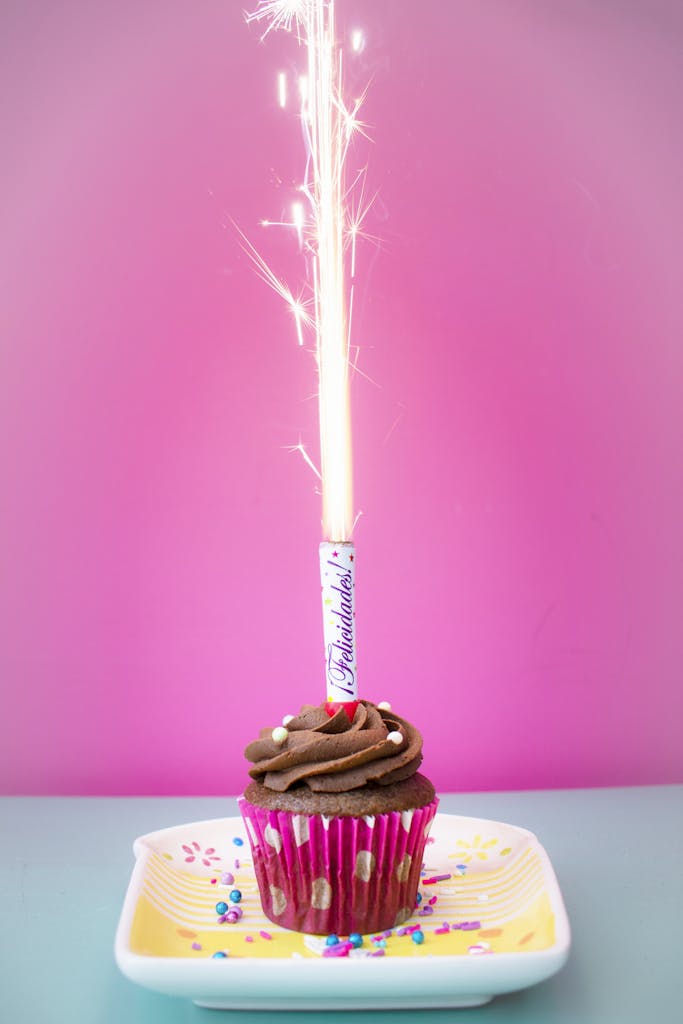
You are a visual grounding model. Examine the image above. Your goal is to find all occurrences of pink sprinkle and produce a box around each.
[396,927,408,937]
[234,859,240,869]
[418,906,434,916]
[434,927,449,935]
[383,930,393,938]
[323,941,353,958]
[370,949,385,957]
[422,873,451,885]
[428,896,438,905]
[191,942,202,950]
[259,930,272,940]
[454,921,481,931]
[245,935,254,943]
[426,836,436,844]
[441,922,450,930]
[221,872,235,886]
[405,924,422,934]
[210,878,217,885]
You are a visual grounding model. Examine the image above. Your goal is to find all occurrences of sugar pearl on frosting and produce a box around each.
[377,701,392,711]
[387,730,402,745]
[271,726,288,745]
[282,715,294,726]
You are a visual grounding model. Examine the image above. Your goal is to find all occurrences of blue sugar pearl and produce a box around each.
[325,934,340,946]
[215,901,228,915]
[348,933,363,948]
[212,951,228,959]
[415,893,423,905]
[411,930,425,945]
[229,889,242,904]
[232,837,244,846]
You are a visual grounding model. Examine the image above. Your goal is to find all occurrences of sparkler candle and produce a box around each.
[240,13,440,935]
[246,0,365,710]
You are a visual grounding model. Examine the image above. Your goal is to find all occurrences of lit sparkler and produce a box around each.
[246,0,371,708]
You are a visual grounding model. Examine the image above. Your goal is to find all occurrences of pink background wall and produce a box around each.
[1,0,681,795]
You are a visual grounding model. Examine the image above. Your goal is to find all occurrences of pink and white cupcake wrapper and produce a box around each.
[238,795,439,936]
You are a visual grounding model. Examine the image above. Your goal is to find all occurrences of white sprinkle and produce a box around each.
[282,715,294,726]
[377,701,392,711]
[468,942,491,955]
[387,731,402,745]
[271,726,288,745]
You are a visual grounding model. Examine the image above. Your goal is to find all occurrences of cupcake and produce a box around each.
[238,700,438,936]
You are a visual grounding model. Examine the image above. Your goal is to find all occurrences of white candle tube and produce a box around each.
[319,541,358,701]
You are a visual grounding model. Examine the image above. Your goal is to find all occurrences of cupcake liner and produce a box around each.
[238,795,439,935]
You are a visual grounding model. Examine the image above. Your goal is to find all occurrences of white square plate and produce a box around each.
[115,813,570,1009]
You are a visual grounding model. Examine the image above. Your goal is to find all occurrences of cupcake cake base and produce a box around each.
[240,775,438,935]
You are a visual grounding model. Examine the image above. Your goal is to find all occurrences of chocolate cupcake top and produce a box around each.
[244,701,424,793]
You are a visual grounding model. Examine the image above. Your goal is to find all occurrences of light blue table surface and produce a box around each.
[1,787,681,1023]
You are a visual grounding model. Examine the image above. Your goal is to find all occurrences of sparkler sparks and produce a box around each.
[246,0,372,543]
[286,440,322,481]
[234,223,312,347]
[351,29,364,53]
[245,0,307,40]
[277,71,287,108]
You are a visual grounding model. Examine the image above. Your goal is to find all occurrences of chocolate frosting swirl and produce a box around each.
[244,701,424,793]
